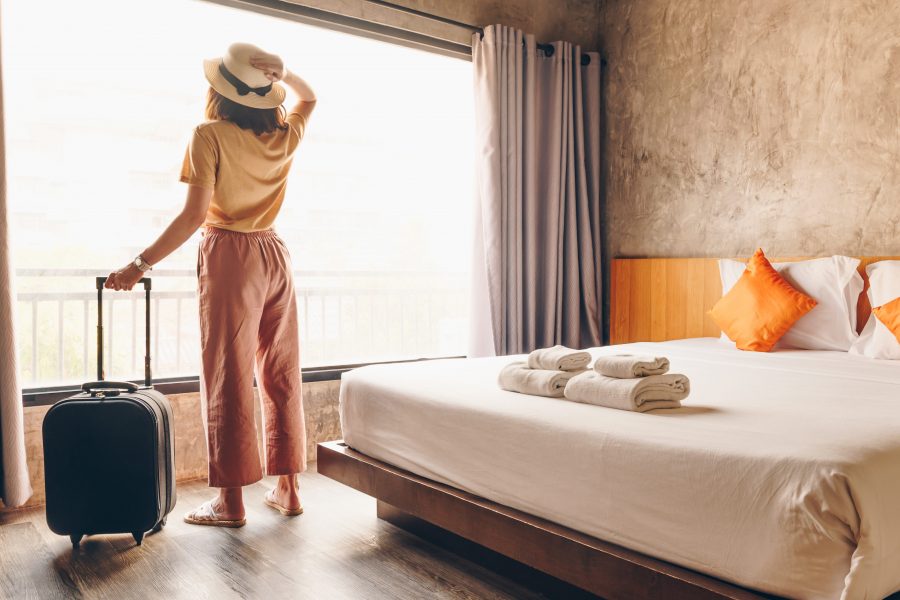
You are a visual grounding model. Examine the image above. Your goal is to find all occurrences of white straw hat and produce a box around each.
[203,43,286,109]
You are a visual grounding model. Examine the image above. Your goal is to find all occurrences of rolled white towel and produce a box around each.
[527,345,592,372]
[564,371,689,412]
[593,354,670,378]
[498,361,584,398]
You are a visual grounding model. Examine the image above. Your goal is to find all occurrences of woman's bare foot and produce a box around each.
[184,487,246,527]
[211,487,246,519]
[265,474,303,515]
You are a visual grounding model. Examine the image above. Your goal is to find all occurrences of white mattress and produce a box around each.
[339,339,900,599]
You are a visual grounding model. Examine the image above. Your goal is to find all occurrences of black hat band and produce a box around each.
[218,61,273,97]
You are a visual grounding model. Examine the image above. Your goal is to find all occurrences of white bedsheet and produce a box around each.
[339,339,900,599]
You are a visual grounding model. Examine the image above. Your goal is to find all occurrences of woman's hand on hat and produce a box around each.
[249,53,285,83]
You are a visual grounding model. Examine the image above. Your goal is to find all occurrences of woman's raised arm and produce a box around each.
[282,70,317,122]
[249,53,317,122]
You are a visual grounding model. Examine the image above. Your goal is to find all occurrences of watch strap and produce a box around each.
[134,255,152,272]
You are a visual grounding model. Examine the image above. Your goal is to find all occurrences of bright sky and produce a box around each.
[2,0,475,277]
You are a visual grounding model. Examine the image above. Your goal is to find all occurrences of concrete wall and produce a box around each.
[289,0,603,49]
[599,0,900,260]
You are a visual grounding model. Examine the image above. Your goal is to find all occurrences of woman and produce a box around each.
[105,43,317,527]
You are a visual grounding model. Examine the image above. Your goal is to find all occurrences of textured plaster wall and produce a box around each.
[599,0,900,258]
[290,0,603,49]
[6,380,341,511]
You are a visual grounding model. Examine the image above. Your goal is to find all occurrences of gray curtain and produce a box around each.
[469,24,602,357]
[0,12,32,508]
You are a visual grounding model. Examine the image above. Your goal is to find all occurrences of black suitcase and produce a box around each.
[43,276,176,549]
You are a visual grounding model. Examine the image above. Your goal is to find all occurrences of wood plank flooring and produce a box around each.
[0,463,596,600]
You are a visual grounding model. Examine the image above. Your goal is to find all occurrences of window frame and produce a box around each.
[15,0,475,406]
[23,355,465,407]
[203,0,474,61]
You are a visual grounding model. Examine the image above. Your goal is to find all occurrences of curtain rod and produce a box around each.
[362,0,605,66]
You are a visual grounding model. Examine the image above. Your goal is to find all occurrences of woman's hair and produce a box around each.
[205,87,288,136]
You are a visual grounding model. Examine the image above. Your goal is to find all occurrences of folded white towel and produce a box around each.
[498,361,584,398]
[564,371,689,412]
[593,354,670,378]
[527,345,592,372]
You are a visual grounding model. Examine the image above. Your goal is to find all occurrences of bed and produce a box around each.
[319,257,900,599]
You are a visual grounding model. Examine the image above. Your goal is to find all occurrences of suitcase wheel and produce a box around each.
[152,517,166,533]
[132,531,145,546]
[70,534,83,550]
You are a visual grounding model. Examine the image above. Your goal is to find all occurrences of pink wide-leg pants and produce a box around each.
[197,227,306,488]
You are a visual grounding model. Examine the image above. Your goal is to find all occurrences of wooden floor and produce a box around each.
[0,463,596,599]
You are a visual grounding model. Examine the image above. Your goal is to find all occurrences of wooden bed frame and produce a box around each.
[317,441,771,600]
[319,255,899,599]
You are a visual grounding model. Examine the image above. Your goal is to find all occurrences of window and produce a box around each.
[3,0,474,388]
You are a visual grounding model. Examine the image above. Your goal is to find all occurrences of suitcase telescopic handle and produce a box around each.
[95,277,152,387]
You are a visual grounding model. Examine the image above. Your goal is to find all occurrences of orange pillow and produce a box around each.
[873,297,900,345]
[710,249,818,352]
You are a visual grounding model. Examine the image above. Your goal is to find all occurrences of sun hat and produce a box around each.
[203,43,286,110]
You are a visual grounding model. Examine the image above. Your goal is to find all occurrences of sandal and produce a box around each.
[264,489,304,516]
[183,500,246,528]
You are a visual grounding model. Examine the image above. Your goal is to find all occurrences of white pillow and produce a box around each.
[850,261,900,360]
[718,255,863,351]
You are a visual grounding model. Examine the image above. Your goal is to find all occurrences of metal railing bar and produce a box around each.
[425,294,432,351]
[131,297,138,373]
[302,290,309,342]
[83,300,89,378]
[400,294,405,355]
[368,295,374,357]
[31,300,37,380]
[352,293,359,355]
[176,297,182,372]
[154,297,160,375]
[338,295,345,353]
[57,300,64,380]
[413,294,419,355]
[108,298,114,376]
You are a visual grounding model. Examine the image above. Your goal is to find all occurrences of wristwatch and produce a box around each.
[133,255,152,272]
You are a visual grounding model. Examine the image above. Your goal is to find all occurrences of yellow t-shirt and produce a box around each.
[179,112,307,232]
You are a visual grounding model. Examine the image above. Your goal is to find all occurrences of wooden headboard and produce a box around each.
[609,257,898,345]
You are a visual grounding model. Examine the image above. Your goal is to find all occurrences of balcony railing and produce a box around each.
[16,268,467,387]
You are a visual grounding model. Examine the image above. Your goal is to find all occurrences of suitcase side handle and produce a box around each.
[94,276,152,387]
[81,380,140,396]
